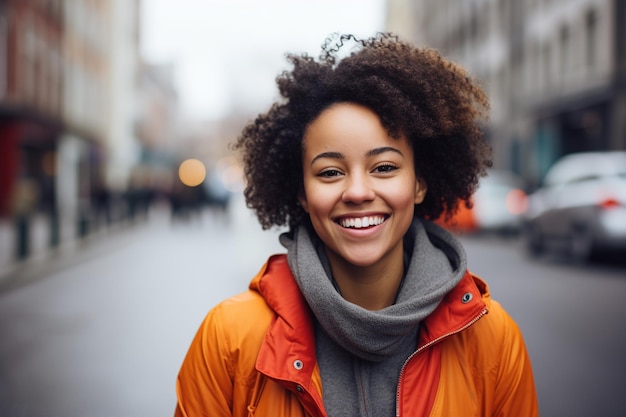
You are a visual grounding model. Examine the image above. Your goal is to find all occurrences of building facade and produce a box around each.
[0,0,64,220]
[0,0,141,267]
[386,0,625,186]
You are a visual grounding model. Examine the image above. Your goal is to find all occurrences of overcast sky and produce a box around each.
[140,0,387,120]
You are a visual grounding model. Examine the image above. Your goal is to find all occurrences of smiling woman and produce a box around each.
[173,33,538,417]
[299,103,426,300]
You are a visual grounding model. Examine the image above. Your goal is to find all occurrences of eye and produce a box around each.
[373,163,398,174]
[317,168,343,178]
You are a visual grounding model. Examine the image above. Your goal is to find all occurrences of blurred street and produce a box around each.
[0,195,285,417]
[0,196,625,417]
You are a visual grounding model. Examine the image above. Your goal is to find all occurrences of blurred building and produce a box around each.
[0,0,142,266]
[134,61,180,196]
[60,0,142,237]
[386,0,626,187]
[0,0,63,220]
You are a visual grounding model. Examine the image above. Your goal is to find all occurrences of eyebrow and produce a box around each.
[310,146,404,165]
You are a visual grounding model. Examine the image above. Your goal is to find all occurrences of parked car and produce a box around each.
[523,151,626,261]
[436,169,528,235]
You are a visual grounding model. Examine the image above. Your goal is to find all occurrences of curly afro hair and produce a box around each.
[233,32,492,231]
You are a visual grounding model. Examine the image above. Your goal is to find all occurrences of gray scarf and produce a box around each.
[280,218,467,416]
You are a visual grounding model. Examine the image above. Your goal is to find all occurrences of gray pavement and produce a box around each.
[0,197,284,417]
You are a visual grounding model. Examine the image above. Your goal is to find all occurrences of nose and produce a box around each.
[342,173,376,204]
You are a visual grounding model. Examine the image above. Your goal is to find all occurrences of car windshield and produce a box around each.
[544,153,626,186]
[481,169,524,187]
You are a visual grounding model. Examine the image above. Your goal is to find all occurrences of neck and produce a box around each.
[325,246,405,311]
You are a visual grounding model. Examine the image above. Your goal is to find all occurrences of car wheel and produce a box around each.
[569,225,594,262]
[525,223,544,257]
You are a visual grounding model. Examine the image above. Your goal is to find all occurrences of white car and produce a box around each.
[436,169,528,235]
[472,169,528,234]
[523,151,626,261]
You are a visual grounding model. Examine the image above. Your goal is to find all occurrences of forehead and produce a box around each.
[302,103,405,153]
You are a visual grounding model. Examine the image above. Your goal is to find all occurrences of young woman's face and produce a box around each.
[300,102,427,269]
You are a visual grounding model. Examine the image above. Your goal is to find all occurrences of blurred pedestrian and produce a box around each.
[174,33,538,417]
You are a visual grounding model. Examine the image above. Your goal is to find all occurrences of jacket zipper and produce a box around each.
[395,308,488,417]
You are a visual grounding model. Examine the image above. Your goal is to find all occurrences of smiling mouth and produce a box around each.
[338,215,387,229]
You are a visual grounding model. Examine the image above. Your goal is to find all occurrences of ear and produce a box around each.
[414,177,428,204]
[298,190,309,213]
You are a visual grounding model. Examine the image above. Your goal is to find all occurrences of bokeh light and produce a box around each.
[178,158,206,187]
[506,189,529,215]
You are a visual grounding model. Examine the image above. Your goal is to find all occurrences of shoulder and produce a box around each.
[176,288,278,415]
[452,290,529,378]
[466,273,522,349]
[204,289,275,345]
[471,298,523,348]
[452,277,538,413]
[177,290,273,385]
[205,255,288,344]
[200,254,294,357]
[437,296,538,415]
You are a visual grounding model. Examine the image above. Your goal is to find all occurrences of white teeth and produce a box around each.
[340,216,385,229]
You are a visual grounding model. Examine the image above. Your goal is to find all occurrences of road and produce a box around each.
[0,197,625,417]
[463,233,626,417]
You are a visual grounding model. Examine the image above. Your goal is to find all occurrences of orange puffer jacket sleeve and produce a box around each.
[174,255,322,417]
[174,288,275,417]
[423,298,538,417]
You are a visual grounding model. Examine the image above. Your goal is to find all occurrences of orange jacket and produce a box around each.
[175,254,538,417]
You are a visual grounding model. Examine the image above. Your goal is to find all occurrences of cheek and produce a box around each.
[303,181,344,221]
[399,193,419,212]
[385,183,420,214]
[304,187,333,216]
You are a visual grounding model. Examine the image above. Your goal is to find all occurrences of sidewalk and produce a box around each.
[0,213,153,294]
[0,197,286,294]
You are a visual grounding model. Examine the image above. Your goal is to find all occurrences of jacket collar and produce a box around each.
[251,254,323,413]
[417,269,489,349]
[250,254,489,386]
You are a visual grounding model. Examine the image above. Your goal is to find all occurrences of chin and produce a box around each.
[337,250,386,268]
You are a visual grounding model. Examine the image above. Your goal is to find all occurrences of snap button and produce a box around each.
[461,292,473,303]
[293,359,303,370]
[296,384,304,392]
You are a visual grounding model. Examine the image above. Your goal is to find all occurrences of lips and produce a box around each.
[338,215,387,229]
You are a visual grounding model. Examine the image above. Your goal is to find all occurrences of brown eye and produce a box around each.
[318,169,342,178]
[374,164,398,173]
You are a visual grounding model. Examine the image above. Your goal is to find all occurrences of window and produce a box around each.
[543,43,551,87]
[585,9,597,69]
[559,25,570,77]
